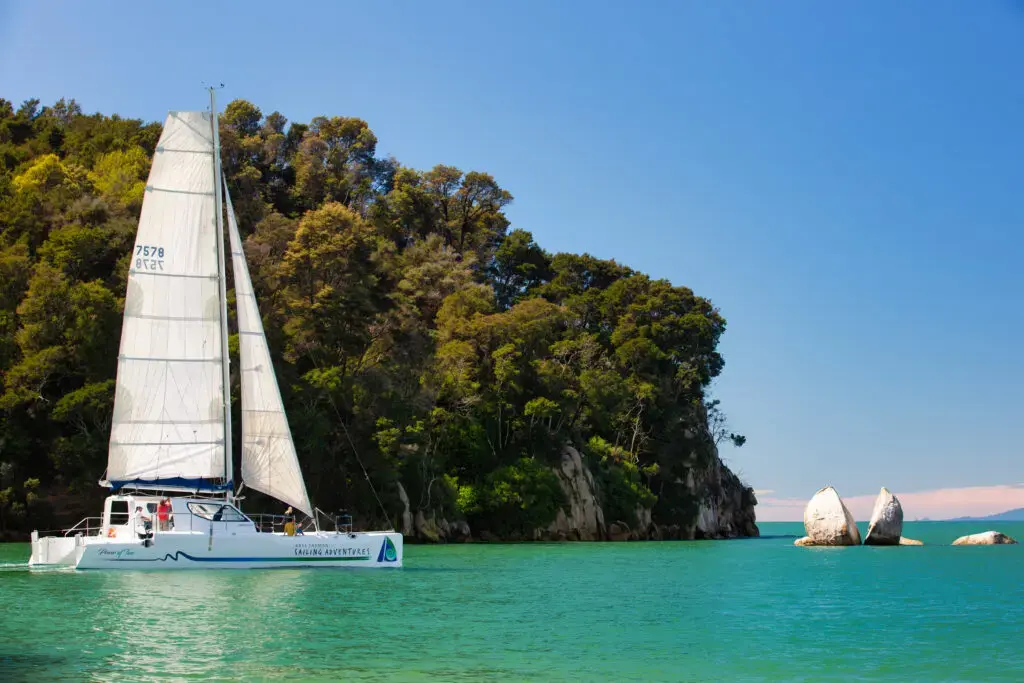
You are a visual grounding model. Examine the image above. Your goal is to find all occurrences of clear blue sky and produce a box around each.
[2,0,1022,517]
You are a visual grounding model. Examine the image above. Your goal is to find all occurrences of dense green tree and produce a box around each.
[488,228,551,310]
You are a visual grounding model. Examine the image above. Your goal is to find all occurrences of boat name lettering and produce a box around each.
[293,544,370,557]
[98,548,136,559]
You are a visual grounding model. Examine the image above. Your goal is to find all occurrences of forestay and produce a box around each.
[225,183,313,517]
[106,111,228,490]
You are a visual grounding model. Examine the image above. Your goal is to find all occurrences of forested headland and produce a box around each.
[0,97,757,541]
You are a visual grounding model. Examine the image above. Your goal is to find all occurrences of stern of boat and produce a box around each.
[369,531,404,568]
[29,531,87,568]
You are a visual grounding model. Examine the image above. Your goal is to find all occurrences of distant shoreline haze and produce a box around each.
[756,485,1024,522]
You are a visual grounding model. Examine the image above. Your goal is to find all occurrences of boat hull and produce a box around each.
[31,531,403,570]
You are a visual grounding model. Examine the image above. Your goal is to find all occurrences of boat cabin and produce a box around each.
[101,495,257,540]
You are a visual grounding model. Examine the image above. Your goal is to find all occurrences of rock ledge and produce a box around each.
[952,531,1018,546]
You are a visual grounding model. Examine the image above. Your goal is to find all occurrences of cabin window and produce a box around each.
[110,500,129,525]
[187,502,248,523]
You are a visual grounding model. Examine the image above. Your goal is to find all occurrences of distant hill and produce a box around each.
[950,508,1024,522]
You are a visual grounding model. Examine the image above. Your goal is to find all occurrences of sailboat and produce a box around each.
[28,93,403,569]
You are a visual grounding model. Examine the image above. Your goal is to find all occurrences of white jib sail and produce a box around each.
[225,183,314,517]
[107,111,227,486]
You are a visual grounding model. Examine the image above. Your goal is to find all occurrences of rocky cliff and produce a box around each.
[538,446,757,542]
[398,444,758,543]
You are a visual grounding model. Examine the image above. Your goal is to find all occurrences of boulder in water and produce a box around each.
[799,486,861,546]
[898,537,923,546]
[864,487,903,545]
[951,531,1018,546]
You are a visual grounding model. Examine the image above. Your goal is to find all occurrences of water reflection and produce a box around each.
[87,569,324,680]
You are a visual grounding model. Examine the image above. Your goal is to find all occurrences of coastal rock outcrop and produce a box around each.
[536,440,758,542]
[795,486,861,546]
[396,482,415,537]
[899,537,923,545]
[684,455,760,540]
[542,446,606,541]
[408,509,472,543]
[864,487,903,545]
[951,531,1018,546]
[404,429,757,543]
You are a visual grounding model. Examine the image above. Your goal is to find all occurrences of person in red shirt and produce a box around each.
[157,498,171,531]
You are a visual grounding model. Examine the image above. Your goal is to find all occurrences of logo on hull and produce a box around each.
[377,537,398,562]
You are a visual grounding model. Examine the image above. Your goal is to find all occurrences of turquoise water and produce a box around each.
[2,521,1023,682]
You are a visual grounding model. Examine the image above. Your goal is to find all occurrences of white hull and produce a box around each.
[30,530,403,570]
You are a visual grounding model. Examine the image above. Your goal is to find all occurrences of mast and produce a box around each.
[209,86,233,500]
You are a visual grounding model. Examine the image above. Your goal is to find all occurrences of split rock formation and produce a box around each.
[864,487,903,546]
[794,486,861,546]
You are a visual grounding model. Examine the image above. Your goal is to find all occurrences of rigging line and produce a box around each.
[307,348,394,531]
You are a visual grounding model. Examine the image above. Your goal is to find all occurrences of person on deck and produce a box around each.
[284,517,296,536]
[157,498,171,531]
[134,505,153,541]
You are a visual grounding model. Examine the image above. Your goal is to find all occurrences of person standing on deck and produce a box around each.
[156,498,171,531]
[134,505,153,541]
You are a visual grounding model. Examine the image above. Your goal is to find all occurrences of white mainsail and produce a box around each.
[225,184,314,517]
[106,111,228,488]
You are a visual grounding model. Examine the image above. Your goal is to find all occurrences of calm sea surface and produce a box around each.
[1,521,1022,682]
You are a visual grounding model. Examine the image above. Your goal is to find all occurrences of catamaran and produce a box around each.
[29,92,403,569]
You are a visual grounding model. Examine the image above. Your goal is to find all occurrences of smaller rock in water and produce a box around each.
[951,531,1018,546]
[898,537,923,546]
[793,536,814,547]
[864,487,903,546]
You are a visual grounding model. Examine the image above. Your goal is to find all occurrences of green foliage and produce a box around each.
[88,147,148,208]
[488,229,550,309]
[457,457,565,537]
[585,436,657,527]
[706,398,747,448]
[0,95,749,538]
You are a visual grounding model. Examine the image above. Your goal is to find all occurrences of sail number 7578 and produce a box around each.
[135,245,165,271]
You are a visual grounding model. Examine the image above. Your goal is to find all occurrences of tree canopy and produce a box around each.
[0,96,748,538]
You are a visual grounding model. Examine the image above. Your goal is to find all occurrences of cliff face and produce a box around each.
[541,446,758,542]
[401,444,758,543]
[541,446,606,541]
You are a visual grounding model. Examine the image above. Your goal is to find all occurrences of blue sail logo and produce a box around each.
[377,537,398,562]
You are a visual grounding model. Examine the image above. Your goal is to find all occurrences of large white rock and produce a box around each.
[864,487,903,545]
[951,531,1018,546]
[797,486,861,546]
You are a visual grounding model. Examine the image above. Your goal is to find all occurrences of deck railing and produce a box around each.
[61,517,104,537]
[38,507,361,539]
